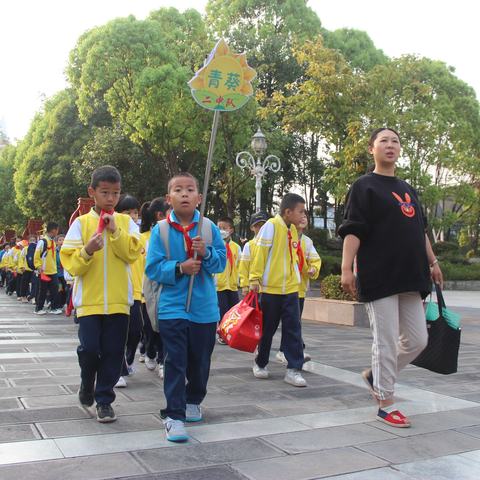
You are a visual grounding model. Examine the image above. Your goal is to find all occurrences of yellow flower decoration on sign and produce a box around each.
[188,39,256,112]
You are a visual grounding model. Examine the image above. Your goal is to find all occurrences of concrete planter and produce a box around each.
[303,297,369,327]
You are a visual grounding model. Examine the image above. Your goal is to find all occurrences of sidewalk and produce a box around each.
[0,292,479,479]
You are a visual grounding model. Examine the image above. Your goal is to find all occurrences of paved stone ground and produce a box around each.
[0,291,479,479]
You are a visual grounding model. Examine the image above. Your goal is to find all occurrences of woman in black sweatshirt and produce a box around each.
[338,127,443,428]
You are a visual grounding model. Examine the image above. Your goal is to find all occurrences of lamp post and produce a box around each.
[235,127,281,212]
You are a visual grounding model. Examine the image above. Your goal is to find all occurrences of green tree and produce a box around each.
[14,90,88,227]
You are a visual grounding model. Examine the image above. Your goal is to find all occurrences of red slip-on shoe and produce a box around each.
[376,408,411,428]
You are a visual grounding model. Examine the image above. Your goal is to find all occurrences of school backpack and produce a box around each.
[26,242,38,270]
[144,218,213,332]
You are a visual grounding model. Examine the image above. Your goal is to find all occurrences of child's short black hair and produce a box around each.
[218,216,235,230]
[116,194,140,213]
[167,172,199,192]
[46,222,59,232]
[90,165,122,189]
[280,193,305,215]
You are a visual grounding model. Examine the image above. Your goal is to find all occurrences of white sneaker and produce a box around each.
[31,298,36,304]
[284,368,307,387]
[252,363,269,379]
[185,403,202,422]
[34,309,47,315]
[275,351,287,363]
[51,308,63,315]
[127,363,135,375]
[114,376,127,388]
[157,364,164,379]
[304,352,312,363]
[145,357,156,371]
[139,354,145,363]
[163,417,188,442]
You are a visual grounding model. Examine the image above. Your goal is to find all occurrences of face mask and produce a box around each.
[136,218,142,226]
[220,230,230,240]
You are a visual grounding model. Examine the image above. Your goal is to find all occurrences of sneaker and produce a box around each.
[252,363,269,379]
[275,351,287,363]
[16,297,22,301]
[303,352,312,363]
[163,417,188,442]
[186,403,202,422]
[96,404,117,423]
[22,297,29,303]
[50,308,63,315]
[145,357,157,371]
[31,298,36,304]
[362,368,378,402]
[139,353,145,363]
[376,408,411,428]
[284,368,307,387]
[114,376,127,388]
[217,335,226,345]
[157,364,164,379]
[34,309,47,315]
[78,382,94,407]
[127,363,136,375]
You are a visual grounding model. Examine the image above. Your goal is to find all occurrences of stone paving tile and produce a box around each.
[0,406,90,425]
[280,383,366,400]
[459,449,480,463]
[357,430,480,464]
[0,385,67,398]
[201,404,275,424]
[0,424,39,443]
[188,416,309,443]
[395,454,480,479]
[263,424,397,454]
[113,465,249,480]
[10,375,80,386]
[0,398,22,410]
[0,438,62,464]
[54,429,181,457]
[321,467,415,479]
[0,452,147,479]
[231,446,388,480]
[457,424,480,439]
[0,369,51,379]
[37,413,163,438]
[133,438,284,473]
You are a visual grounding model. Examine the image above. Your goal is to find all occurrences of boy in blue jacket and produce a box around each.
[145,172,226,442]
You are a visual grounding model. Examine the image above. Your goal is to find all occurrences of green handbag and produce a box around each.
[425,285,461,330]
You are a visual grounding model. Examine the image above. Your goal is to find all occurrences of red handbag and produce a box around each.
[40,272,52,282]
[217,291,263,353]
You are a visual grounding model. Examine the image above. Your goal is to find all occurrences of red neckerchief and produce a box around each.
[296,236,305,273]
[46,237,56,262]
[96,209,115,234]
[225,241,234,270]
[287,228,294,271]
[167,213,196,258]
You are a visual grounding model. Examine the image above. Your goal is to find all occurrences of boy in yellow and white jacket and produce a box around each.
[215,216,241,344]
[249,193,307,387]
[61,165,142,423]
[34,222,59,314]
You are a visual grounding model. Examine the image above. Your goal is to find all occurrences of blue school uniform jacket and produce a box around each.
[145,210,226,323]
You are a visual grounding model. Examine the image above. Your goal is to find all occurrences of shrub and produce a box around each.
[320,274,356,301]
[432,241,459,256]
[441,262,480,281]
[319,253,342,276]
[307,228,329,250]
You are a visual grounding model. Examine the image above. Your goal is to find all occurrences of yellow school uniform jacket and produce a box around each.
[298,234,321,299]
[60,209,143,317]
[216,240,240,292]
[140,230,151,304]
[249,214,301,295]
[239,238,256,289]
[131,240,146,302]
[34,236,57,275]
[17,247,27,272]
[1,250,12,269]
[11,248,20,273]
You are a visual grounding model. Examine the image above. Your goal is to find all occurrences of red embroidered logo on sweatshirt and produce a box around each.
[392,192,415,218]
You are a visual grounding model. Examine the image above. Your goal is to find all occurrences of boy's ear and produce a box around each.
[165,193,172,206]
[197,193,203,206]
[87,186,95,198]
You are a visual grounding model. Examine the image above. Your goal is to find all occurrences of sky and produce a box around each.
[1,0,478,141]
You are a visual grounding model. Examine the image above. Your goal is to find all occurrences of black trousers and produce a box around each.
[121,300,144,375]
[217,289,240,320]
[158,319,216,420]
[256,292,304,370]
[77,313,129,405]
[36,275,59,311]
[20,270,33,298]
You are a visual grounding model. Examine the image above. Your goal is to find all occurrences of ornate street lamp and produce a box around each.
[236,127,281,212]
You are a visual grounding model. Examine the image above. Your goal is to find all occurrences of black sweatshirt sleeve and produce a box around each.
[338,181,371,242]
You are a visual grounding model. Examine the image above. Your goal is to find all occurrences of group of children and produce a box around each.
[1,164,322,443]
[0,224,68,315]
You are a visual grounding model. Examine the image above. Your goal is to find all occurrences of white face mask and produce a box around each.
[220,229,230,240]
[136,218,142,226]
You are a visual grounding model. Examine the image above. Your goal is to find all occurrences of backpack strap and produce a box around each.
[201,218,213,246]
[158,219,170,260]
